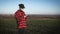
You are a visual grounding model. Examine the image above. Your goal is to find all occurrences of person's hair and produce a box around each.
[18,4,25,9]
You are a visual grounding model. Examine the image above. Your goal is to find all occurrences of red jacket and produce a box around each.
[15,10,27,28]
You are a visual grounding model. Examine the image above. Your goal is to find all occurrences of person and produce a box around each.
[15,4,27,34]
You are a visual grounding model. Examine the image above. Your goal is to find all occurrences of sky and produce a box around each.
[0,0,60,15]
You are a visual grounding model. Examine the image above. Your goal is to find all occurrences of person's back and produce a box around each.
[15,4,27,34]
[15,10,27,28]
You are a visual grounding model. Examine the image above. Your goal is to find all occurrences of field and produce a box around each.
[0,14,60,34]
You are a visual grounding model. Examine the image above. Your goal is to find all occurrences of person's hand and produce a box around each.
[24,15,26,17]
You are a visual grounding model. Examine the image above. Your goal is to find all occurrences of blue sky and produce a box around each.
[0,0,60,15]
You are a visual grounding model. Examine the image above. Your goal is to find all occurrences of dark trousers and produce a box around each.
[18,28,25,34]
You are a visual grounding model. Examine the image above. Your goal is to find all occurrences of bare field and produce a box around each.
[0,14,60,20]
[0,14,60,34]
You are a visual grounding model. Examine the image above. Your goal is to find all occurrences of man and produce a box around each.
[15,4,27,34]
